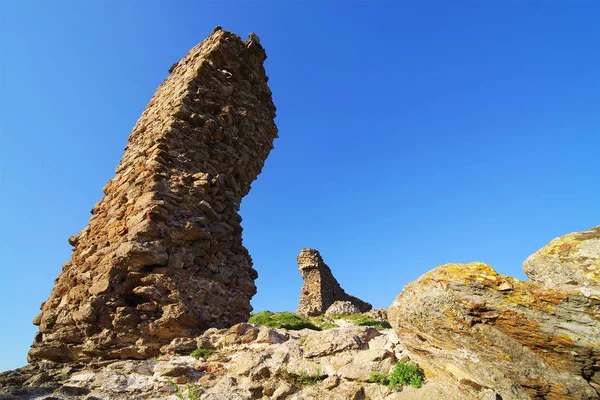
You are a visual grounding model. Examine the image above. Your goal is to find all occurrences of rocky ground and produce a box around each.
[1,317,481,400]
[4,21,598,400]
[2,226,598,400]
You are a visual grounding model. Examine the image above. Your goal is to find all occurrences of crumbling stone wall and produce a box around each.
[28,27,278,362]
[296,249,372,316]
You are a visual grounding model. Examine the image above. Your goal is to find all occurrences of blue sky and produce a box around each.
[0,1,598,371]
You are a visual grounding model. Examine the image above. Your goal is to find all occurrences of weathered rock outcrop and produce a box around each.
[1,323,418,400]
[297,248,372,316]
[389,259,600,399]
[524,225,600,296]
[326,301,364,316]
[28,27,278,363]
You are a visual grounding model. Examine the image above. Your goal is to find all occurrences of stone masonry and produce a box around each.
[296,249,372,316]
[28,27,278,362]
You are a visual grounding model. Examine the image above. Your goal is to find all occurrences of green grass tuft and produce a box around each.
[369,372,389,385]
[248,311,321,331]
[369,361,425,390]
[329,313,392,330]
[170,379,202,400]
[284,369,328,385]
[319,322,339,330]
[190,347,215,360]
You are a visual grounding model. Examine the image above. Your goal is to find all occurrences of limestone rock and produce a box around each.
[297,249,372,316]
[3,323,406,399]
[388,262,600,400]
[27,27,278,363]
[160,337,197,355]
[301,326,379,358]
[524,225,600,296]
[326,301,363,316]
[367,308,388,321]
[154,357,198,377]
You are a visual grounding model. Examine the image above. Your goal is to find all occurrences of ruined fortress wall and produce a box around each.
[296,249,372,316]
[28,28,278,362]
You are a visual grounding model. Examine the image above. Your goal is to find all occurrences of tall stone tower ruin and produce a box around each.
[28,28,278,362]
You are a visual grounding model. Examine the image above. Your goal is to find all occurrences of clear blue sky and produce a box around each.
[0,1,598,371]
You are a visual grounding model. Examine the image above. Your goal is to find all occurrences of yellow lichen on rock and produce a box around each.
[388,256,600,400]
[524,225,600,296]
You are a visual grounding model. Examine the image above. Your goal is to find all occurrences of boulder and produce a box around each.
[301,326,379,358]
[325,301,363,316]
[388,262,600,400]
[524,225,600,296]
[159,337,197,355]
[367,308,388,321]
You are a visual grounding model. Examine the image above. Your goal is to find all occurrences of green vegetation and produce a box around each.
[284,369,328,385]
[329,313,392,330]
[368,361,425,390]
[369,372,390,386]
[247,310,390,331]
[170,379,202,400]
[303,314,337,330]
[248,311,321,331]
[319,322,339,330]
[58,372,70,381]
[390,361,425,388]
[190,347,216,360]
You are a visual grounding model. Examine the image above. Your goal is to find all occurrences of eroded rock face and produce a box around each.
[524,225,600,296]
[388,262,600,400]
[28,27,278,363]
[1,324,414,400]
[326,301,363,316]
[297,249,372,316]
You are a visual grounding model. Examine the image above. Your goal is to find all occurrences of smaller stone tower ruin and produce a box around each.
[296,248,372,316]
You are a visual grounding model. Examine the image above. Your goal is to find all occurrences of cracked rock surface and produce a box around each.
[389,227,600,400]
[524,225,600,296]
[1,323,434,400]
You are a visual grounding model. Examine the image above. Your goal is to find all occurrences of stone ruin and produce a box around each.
[28,27,278,362]
[296,248,372,316]
[1,24,596,400]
